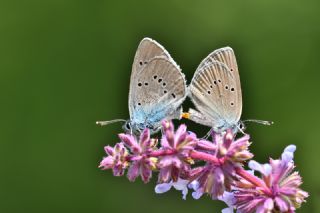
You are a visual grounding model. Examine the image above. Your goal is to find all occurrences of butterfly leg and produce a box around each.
[201,128,213,140]
[130,125,133,135]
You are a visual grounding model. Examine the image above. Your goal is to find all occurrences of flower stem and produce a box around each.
[189,150,220,164]
[149,149,176,157]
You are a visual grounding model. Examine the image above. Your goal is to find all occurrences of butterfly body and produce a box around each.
[128,103,181,134]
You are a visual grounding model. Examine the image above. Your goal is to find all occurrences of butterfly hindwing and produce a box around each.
[129,42,186,131]
[196,47,242,120]
[129,38,173,117]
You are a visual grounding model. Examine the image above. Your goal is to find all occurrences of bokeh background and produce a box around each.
[1,0,319,212]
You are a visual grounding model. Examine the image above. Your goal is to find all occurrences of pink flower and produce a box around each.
[233,145,308,213]
[157,120,198,183]
[119,128,158,183]
[99,142,129,176]
[189,130,253,199]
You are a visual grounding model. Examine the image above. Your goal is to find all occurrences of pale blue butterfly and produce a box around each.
[97,38,187,135]
[187,47,272,133]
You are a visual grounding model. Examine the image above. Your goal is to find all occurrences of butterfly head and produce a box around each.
[123,120,133,133]
[237,121,246,134]
[213,120,245,135]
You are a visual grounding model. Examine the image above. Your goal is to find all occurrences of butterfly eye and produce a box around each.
[239,122,246,131]
[123,121,132,132]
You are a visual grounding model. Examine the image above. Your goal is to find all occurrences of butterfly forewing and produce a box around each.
[130,56,186,130]
[189,61,240,129]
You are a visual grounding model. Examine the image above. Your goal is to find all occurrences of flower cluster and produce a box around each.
[189,131,253,199]
[232,145,308,213]
[98,120,308,212]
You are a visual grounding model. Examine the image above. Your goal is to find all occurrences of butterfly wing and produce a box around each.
[189,61,241,130]
[129,38,177,117]
[130,56,186,131]
[195,47,242,120]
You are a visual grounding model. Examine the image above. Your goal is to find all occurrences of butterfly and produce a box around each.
[97,38,187,135]
[185,47,272,133]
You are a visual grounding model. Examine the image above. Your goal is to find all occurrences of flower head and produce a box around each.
[119,128,158,183]
[99,142,129,176]
[190,130,253,199]
[233,145,308,213]
[157,120,198,183]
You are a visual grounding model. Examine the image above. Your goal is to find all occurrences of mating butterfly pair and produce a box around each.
[97,38,271,135]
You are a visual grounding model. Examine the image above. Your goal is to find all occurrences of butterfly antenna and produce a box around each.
[96,119,126,126]
[243,119,274,126]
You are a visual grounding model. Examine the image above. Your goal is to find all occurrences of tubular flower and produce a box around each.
[233,145,308,213]
[155,178,189,200]
[157,120,198,183]
[99,142,129,176]
[190,130,253,199]
[119,128,158,183]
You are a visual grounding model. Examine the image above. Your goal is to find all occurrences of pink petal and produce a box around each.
[197,140,217,151]
[99,156,114,169]
[275,197,289,212]
[174,124,187,145]
[141,164,152,183]
[140,128,150,148]
[119,134,140,153]
[127,161,140,182]
[104,146,114,155]
[264,198,274,210]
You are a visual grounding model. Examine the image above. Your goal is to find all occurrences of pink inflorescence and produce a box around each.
[189,130,253,199]
[98,120,308,213]
[233,145,308,213]
[157,120,197,183]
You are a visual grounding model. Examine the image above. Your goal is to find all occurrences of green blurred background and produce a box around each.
[1,0,319,212]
